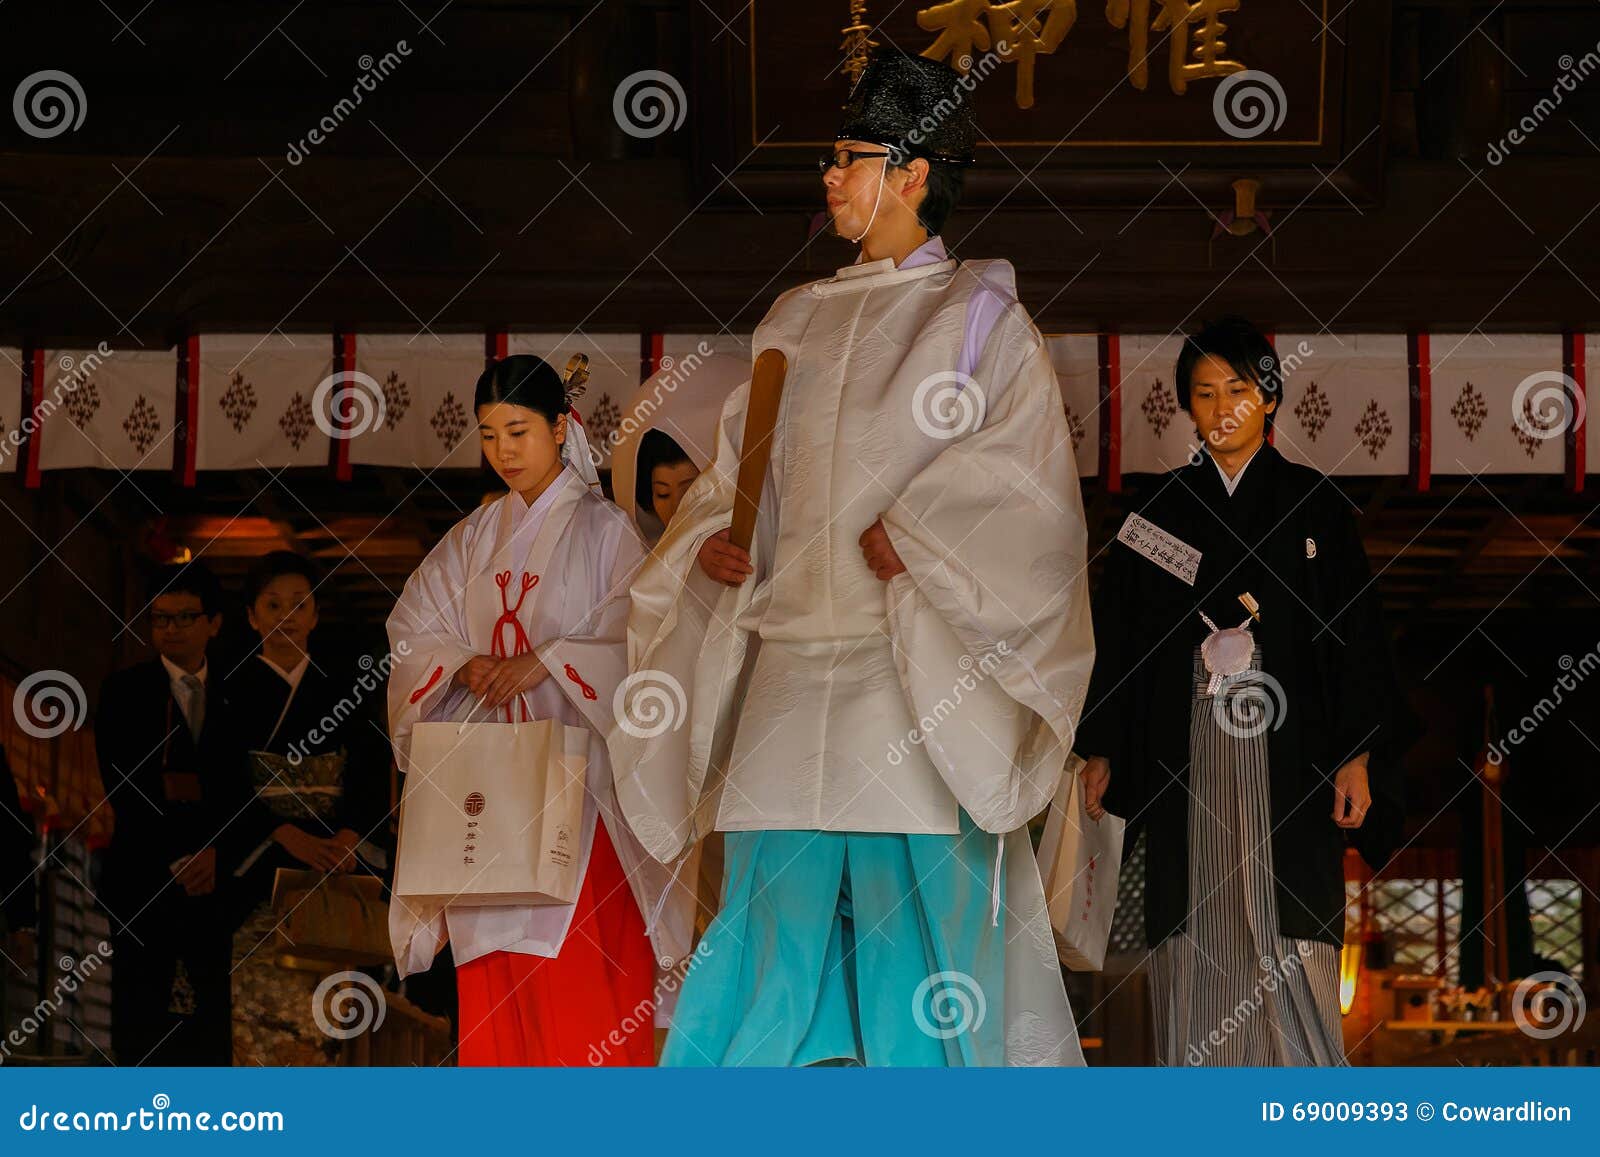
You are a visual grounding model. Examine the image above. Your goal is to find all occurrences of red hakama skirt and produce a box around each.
[455,819,656,1066]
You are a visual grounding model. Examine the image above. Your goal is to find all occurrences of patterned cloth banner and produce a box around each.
[1429,333,1566,475]
[505,332,640,470]
[1044,334,1101,480]
[33,346,178,472]
[1115,333,1196,474]
[349,333,483,469]
[1274,333,1411,477]
[194,333,334,471]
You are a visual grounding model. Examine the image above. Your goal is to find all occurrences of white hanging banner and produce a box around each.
[662,333,754,362]
[1430,333,1565,475]
[349,333,484,469]
[1274,334,1410,477]
[36,346,177,472]
[1045,333,1100,480]
[1117,333,1194,474]
[195,333,333,471]
[505,332,640,469]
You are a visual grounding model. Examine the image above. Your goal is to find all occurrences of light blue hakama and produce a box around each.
[661,811,1011,1067]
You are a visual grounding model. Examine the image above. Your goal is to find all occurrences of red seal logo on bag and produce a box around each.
[464,792,485,816]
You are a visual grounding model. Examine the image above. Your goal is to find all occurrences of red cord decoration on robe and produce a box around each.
[564,664,597,701]
[409,664,445,705]
[490,570,540,721]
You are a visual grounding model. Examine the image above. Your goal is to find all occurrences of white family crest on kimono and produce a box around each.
[385,466,695,977]
[609,244,1096,1066]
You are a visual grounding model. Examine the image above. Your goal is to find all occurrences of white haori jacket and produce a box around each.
[609,247,1096,866]
[385,467,696,977]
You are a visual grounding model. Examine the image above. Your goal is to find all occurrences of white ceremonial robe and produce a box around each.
[612,250,1095,855]
[609,247,1096,1064]
[385,467,696,978]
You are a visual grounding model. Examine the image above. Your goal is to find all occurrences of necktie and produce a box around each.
[182,674,205,743]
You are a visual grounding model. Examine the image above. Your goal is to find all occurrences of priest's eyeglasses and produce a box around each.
[151,611,205,628]
[817,148,894,173]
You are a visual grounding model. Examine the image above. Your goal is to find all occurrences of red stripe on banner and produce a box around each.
[1565,330,1586,492]
[647,332,664,379]
[23,346,43,488]
[1098,332,1122,493]
[1408,329,1430,492]
[171,334,201,486]
[487,329,508,366]
[331,331,355,481]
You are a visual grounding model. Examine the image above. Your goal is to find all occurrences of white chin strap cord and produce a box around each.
[846,159,890,244]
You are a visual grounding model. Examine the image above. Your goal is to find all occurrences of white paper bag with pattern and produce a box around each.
[393,710,586,908]
[1037,754,1125,971]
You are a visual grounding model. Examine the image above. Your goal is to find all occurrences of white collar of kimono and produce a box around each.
[257,651,309,688]
[501,464,580,525]
[1209,441,1263,496]
[819,234,956,296]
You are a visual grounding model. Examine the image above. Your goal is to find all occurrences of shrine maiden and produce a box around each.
[611,50,1094,1066]
[386,354,694,1066]
[1076,317,1410,1066]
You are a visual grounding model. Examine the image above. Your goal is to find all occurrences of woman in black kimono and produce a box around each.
[1077,316,1408,1066]
[227,551,390,1065]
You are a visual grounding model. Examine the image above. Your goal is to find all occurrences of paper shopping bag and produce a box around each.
[393,715,586,908]
[1037,754,1125,971]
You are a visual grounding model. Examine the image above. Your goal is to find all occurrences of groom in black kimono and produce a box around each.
[1078,317,1409,953]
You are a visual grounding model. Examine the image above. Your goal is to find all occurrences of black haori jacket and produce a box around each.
[1076,443,1410,947]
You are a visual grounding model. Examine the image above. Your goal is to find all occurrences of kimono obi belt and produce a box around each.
[249,749,347,823]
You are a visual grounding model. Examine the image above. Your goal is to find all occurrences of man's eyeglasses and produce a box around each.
[151,611,206,629]
[817,148,894,174]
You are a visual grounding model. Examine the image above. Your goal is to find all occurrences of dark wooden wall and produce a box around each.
[2,1,1599,342]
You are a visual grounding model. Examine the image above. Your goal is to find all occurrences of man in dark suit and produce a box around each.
[96,562,246,1065]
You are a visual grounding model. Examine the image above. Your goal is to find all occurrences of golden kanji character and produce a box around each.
[918,0,993,72]
[985,0,1078,108]
[1108,0,1244,93]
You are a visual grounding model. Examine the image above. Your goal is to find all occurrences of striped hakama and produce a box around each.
[1146,645,1346,1066]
